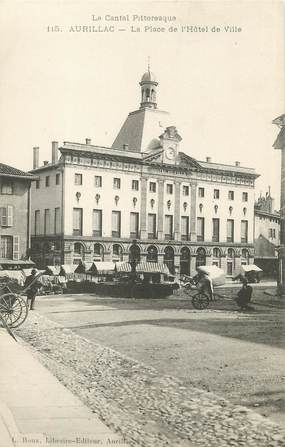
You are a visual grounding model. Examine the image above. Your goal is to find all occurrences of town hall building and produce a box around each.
[29,68,259,276]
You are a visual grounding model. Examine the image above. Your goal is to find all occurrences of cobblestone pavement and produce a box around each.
[16,312,285,447]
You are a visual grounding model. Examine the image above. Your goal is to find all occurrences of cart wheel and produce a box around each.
[192,292,210,310]
[10,296,29,328]
[0,294,28,328]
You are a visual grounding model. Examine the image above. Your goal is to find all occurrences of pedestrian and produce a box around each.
[235,278,253,311]
[24,268,42,310]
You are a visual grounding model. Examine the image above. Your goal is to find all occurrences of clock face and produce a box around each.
[166,147,175,160]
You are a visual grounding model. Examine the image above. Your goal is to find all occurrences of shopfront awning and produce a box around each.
[115,262,132,272]
[74,262,93,274]
[241,264,263,273]
[60,264,77,276]
[45,265,61,276]
[136,262,170,274]
[87,262,116,274]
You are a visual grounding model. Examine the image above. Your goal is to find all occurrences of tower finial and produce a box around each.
[147,56,150,72]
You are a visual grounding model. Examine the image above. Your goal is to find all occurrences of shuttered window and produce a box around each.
[13,236,20,260]
[0,206,13,227]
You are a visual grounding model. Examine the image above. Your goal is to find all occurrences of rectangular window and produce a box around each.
[148,213,157,239]
[0,236,13,259]
[36,179,40,189]
[228,191,234,200]
[45,176,50,187]
[227,219,234,242]
[35,210,40,235]
[113,178,121,189]
[241,220,248,243]
[198,187,204,198]
[73,208,83,236]
[55,173,60,185]
[181,216,189,241]
[212,218,220,242]
[94,176,102,187]
[242,192,248,202]
[54,208,60,234]
[214,189,220,199]
[197,217,205,241]
[112,211,121,237]
[166,184,173,194]
[44,209,51,235]
[130,212,139,238]
[74,173,82,185]
[1,181,13,194]
[182,185,189,196]
[92,209,102,236]
[149,182,156,193]
[164,215,173,240]
[132,180,139,191]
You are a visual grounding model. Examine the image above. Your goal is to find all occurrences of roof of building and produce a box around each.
[0,163,36,180]
[112,107,171,153]
[198,160,259,177]
[255,209,280,219]
[141,70,157,83]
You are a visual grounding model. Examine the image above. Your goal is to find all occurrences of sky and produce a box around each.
[0,0,284,207]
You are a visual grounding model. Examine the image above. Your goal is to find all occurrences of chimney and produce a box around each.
[206,156,211,163]
[268,185,271,196]
[235,161,240,167]
[86,138,91,145]
[123,144,129,151]
[52,141,58,164]
[43,160,49,166]
[33,147,39,169]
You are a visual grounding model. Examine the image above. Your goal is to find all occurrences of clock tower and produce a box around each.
[159,126,182,164]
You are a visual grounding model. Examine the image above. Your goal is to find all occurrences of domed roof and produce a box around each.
[141,70,157,83]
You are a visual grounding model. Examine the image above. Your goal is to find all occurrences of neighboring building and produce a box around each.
[30,69,259,275]
[0,163,36,262]
[254,188,280,277]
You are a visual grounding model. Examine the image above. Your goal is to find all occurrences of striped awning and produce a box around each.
[136,262,170,274]
[115,262,132,272]
[116,262,169,274]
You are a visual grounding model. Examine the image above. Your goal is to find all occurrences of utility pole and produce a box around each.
[272,114,285,292]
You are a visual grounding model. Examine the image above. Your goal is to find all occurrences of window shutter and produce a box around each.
[7,205,13,227]
[1,207,7,226]
[13,235,20,260]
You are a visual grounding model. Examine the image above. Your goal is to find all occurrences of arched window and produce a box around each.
[112,244,123,261]
[147,245,158,262]
[164,246,175,274]
[129,244,140,263]
[94,243,104,261]
[146,88,150,100]
[180,246,191,276]
[241,248,249,265]
[196,247,206,269]
[212,247,221,268]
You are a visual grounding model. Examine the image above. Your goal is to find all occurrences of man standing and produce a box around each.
[24,268,42,310]
[235,278,253,311]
